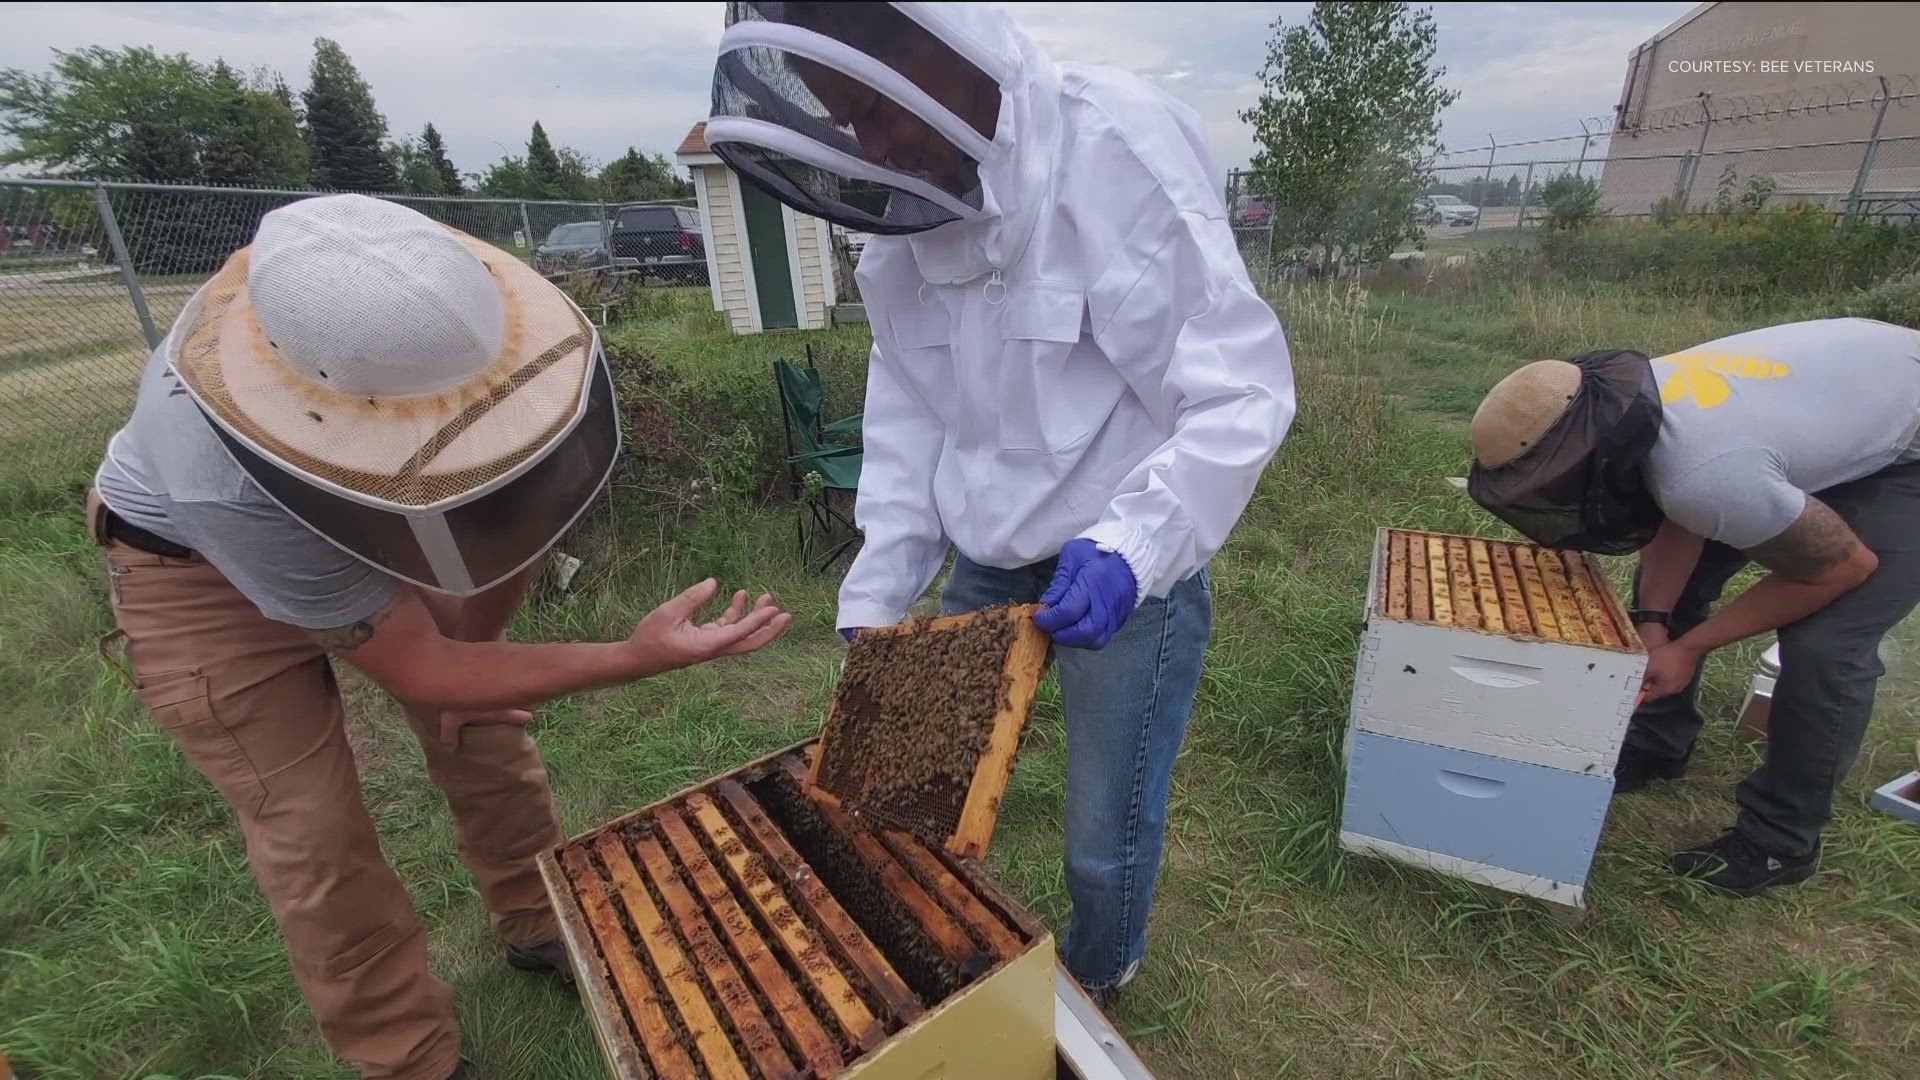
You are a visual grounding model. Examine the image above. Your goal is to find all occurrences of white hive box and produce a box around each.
[1341,529,1647,907]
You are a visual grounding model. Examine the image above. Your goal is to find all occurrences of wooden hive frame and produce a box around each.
[806,603,1051,860]
[539,740,1054,1080]
[1376,529,1640,653]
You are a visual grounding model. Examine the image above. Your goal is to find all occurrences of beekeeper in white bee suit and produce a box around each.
[706,0,1294,998]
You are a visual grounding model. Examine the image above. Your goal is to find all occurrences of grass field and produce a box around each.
[1,278,1916,1079]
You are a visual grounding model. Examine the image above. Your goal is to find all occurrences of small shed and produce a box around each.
[676,121,838,334]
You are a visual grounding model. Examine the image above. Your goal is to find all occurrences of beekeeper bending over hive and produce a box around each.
[1468,319,1920,898]
[704,1,1294,999]
[90,194,790,1080]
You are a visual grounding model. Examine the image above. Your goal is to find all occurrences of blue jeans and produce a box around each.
[941,553,1212,989]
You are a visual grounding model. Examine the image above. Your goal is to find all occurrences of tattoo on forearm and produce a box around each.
[307,605,394,652]
[1746,500,1862,582]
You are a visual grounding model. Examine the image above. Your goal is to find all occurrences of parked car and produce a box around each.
[610,203,705,282]
[1231,194,1272,228]
[1418,194,1479,227]
[532,220,612,275]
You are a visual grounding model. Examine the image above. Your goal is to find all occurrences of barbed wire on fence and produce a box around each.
[1432,73,1920,171]
[0,177,708,464]
[1627,73,1920,134]
[1224,77,1920,289]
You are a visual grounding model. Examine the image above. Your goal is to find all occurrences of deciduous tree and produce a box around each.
[1242,2,1457,267]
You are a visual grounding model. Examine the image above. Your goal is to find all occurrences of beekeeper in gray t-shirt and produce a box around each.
[1468,317,1920,898]
[87,193,793,1078]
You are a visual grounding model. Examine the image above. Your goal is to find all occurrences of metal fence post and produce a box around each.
[1682,93,1713,206]
[1471,135,1495,238]
[1844,76,1894,222]
[92,182,159,349]
[1515,162,1536,237]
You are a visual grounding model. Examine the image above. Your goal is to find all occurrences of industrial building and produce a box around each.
[1599,2,1920,217]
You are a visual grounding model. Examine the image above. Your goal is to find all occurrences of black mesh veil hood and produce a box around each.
[1468,350,1665,556]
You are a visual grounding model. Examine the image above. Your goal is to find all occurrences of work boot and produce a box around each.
[506,939,577,986]
[1671,829,1818,897]
[1612,744,1688,794]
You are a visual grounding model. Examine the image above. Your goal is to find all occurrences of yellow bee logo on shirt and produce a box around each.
[1653,351,1791,409]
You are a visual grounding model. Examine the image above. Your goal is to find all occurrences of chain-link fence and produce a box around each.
[1226,73,1920,285]
[0,179,705,469]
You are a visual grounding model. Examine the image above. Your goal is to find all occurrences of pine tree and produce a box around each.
[421,122,463,195]
[302,37,397,191]
[389,134,446,196]
[124,118,197,182]
[204,62,309,187]
[203,61,261,185]
[601,147,692,203]
[526,121,562,197]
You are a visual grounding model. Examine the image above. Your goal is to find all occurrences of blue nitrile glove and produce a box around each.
[839,627,867,644]
[1034,539,1138,650]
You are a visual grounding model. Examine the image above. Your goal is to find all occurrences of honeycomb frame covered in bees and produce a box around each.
[807,604,1050,860]
[539,742,1056,1080]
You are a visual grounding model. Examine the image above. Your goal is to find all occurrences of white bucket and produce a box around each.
[1736,641,1782,743]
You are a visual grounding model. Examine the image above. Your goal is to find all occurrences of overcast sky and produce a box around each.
[0,1,1699,177]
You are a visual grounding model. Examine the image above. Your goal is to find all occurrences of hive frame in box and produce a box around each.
[1349,528,1645,777]
[539,738,1058,1080]
[808,604,1051,859]
[1341,529,1648,909]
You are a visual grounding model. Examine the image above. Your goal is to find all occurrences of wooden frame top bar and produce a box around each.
[1376,529,1641,653]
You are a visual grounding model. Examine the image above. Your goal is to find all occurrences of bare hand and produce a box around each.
[627,578,791,676]
[1638,641,1702,705]
[439,707,534,749]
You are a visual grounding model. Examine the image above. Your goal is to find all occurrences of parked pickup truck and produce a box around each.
[610,203,706,283]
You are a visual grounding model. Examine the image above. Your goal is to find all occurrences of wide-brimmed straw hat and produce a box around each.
[171,193,599,508]
[170,194,618,594]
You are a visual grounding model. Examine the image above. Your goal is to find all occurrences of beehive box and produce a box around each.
[1341,529,1647,908]
[809,604,1050,859]
[541,743,1056,1080]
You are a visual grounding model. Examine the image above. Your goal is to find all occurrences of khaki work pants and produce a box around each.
[88,492,563,1080]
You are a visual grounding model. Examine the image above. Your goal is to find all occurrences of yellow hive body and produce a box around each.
[540,741,1056,1080]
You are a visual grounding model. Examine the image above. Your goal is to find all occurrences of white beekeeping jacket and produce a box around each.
[705,2,1296,628]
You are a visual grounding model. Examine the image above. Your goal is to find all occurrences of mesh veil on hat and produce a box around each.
[170,194,619,595]
[707,1,1003,235]
[1467,350,1665,556]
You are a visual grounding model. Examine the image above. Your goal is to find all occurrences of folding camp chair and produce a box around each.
[774,346,863,570]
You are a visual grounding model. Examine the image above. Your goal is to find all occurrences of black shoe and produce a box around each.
[1671,829,1818,896]
[506,939,577,986]
[1612,744,1688,793]
[1081,959,1140,1011]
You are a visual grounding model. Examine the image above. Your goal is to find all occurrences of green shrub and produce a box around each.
[1531,207,1920,297]
[1840,271,1920,328]
[598,290,872,517]
[1538,173,1602,231]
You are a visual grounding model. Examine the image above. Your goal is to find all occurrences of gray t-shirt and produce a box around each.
[94,343,398,629]
[1647,318,1920,549]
